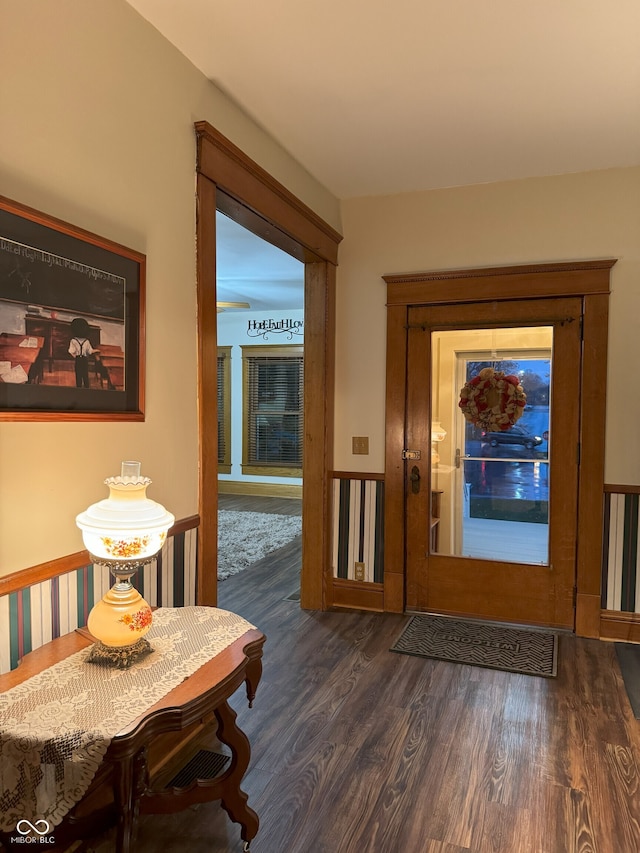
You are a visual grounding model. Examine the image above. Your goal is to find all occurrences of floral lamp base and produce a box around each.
[86,559,155,669]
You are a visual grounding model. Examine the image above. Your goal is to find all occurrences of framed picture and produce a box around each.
[0,195,144,421]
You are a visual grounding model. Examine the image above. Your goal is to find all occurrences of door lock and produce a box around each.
[410,465,421,494]
[402,449,421,460]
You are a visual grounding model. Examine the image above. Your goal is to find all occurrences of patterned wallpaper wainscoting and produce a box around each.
[0,524,198,675]
[328,478,640,635]
[332,475,385,583]
[603,491,639,612]
[329,474,385,612]
[602,487,640,619]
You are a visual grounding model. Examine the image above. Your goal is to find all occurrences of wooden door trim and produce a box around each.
[195,122,342,610]
[576,292,609,636]
[196,122,341,264]
[195,172,219,606]
[383,260,615,637]
[384,259,616,305]
[384,304,409,612]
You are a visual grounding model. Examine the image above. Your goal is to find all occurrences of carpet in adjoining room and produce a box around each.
[391,614,558,677]
[217,510,302,580]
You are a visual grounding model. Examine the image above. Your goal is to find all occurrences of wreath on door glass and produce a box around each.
[458,367,527,431]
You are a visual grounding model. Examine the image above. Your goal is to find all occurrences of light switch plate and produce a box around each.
[352,436,369,455]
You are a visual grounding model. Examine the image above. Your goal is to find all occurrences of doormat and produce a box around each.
[615,643,640,719]
[390,615,558,678]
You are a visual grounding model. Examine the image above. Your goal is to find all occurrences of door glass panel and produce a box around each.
[431,327,552,565]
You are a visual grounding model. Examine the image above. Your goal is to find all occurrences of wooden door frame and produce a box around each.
[195,121,342,610]
[383,259,616,638]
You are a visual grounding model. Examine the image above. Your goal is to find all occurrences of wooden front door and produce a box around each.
[404,297,582,628]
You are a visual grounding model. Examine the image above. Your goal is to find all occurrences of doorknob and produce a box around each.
[410,465,421,494]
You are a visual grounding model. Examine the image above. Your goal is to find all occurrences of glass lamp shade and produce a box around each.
[76,461,174,663]
[431,421,447,466]
[76,462,174,564]
[431,420,447,444]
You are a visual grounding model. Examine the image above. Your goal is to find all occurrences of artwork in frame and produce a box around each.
[0,195,144,421]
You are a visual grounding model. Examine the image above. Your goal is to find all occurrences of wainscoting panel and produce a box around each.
[331,475,384,583]
[327,478,640,634]
[0,525,198,674]
[602,490,640,614]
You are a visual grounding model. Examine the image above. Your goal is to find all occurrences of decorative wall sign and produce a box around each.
[0,195,144,421]
[246,318,303,341]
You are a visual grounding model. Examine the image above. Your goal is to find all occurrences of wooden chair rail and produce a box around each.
[0,515,200,598]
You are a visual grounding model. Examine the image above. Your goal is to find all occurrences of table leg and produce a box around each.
[114,751,145,853]
[215,700,259,847]
[245,655,263,708]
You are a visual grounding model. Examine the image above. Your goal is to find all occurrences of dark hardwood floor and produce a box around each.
[88,496,640,852]
[218,493,302,517]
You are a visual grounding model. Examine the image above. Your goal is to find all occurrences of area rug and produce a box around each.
[615,643,640,719]
[218,510,302,581]
[390,614,558,677]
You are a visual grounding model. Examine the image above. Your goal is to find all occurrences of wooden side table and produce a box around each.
[0,623,265,853]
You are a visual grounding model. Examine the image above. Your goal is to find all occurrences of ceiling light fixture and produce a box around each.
[216,301,251,313]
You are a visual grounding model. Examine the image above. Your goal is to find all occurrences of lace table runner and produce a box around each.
[0,606,255,832]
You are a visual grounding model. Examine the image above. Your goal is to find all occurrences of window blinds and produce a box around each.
[246,355,303,467]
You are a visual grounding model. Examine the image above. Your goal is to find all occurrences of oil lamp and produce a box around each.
[76,461,174,667]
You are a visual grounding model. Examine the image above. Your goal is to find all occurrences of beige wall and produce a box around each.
[0,0,339,575]
[3,2,638,577]
[336,167,640,484]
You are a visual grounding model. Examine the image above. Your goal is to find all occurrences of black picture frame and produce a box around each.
[0,195,145,421]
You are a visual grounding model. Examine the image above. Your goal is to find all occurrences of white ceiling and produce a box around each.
[216,212,304,311]
[126,0,640,309]
[126,0,640,200]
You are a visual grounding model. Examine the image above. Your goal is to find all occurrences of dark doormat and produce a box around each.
[391,614,558,678]
[615,643,640,719]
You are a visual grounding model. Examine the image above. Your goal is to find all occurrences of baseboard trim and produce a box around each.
[600,610,640,643]
[329,579,384,612]
[576,593,601,638]
[218,480,302,499]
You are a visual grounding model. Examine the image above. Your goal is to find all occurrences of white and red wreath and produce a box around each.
[458,367,526,432]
